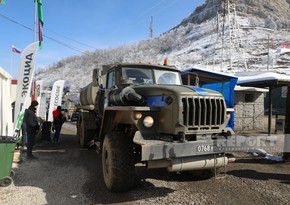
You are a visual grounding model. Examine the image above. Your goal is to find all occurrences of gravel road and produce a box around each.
[1,123,290,205]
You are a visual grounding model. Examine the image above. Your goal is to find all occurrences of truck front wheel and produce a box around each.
[102,132,135,192]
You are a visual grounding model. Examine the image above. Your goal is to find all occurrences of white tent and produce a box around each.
[0,67,13,137]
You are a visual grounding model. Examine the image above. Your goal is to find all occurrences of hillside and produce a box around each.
[179,0,290,25]
[36,0,290,102]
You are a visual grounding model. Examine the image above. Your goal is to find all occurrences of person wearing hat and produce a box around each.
[52,105,65,144]
[23,100,40,159]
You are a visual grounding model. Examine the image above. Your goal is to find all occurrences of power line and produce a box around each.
[151,0,180,16]
[136,0,167,18]
[0,2,236,57]
[44,28,97,50]
[105,0,168,38]
[0,12,87,53]
[43,35,85,53]
[105,0,186,40]
[0,12,33,33]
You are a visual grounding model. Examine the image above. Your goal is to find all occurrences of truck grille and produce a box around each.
[181,97,226,129]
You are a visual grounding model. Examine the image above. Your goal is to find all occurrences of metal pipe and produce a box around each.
[268,87,272,135]
[267,34,270,71]
[168,155,228,172]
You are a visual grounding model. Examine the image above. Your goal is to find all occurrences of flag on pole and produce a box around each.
[12,45,21,54]
[0,0,6,4]
[37,0,43,48]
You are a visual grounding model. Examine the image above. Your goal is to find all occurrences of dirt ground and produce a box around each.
[0,123,290,205]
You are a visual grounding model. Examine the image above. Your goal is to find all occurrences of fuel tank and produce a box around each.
[80,83,99,106]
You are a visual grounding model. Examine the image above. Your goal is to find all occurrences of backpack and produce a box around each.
[54,112,65,124]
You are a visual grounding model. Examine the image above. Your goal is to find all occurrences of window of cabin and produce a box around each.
[107,70,115,88]
[245,93,255,102]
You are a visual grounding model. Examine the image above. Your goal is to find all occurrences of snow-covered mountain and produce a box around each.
[36,0,290,102]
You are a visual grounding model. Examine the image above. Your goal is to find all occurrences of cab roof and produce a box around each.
[101,63,179,75]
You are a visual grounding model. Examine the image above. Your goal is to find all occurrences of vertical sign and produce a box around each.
[47,80,65,122]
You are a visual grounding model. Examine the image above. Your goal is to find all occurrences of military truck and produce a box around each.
[77,63,234,192]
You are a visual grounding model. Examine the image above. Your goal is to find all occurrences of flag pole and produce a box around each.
[10,45,13,75]
[33,0,37,105]
[34,0,37,42]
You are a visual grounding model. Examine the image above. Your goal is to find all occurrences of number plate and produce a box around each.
[196,145,214,152]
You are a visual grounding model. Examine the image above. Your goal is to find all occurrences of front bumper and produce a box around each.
[133,131,224,161]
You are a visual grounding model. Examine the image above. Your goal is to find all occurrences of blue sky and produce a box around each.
[0,0,204,78]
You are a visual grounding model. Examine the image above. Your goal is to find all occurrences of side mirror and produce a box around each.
[92,68,102,86]
[194,76,199,87]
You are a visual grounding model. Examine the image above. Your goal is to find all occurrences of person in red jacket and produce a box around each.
[52,106,65,144]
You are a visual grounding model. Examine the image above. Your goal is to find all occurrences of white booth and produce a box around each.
[0,67,13,136]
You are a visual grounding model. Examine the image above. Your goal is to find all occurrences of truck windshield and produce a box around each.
[122,67,181,85]
[122,67,153,85]
[154,70,181,85]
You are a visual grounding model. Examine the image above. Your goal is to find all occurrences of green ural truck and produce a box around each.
[77,63,234,192]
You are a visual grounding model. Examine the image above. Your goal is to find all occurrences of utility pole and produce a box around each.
[227,0,233,69]
[227,0,243,70]
[216,0,244,71]
[149,16,153,39]
[267,33,270,71]
[284,86,290,161]
[218,0,245,71]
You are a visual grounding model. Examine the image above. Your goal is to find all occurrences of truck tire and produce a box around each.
[77,113,86,148]
[77,112,96,148]
[102,132,135,192]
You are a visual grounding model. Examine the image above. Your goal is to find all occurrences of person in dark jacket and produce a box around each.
[24,100,40,159]
[52,106,65,144]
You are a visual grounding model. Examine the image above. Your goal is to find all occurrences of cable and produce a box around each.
[0,2,228,55]
[136,0,167,18]
[43,34,85,53]
[44,28,97,50]
[0,12,86,53]
[0,12,33,32]
[151,0,180,16]
[106,0,169,37]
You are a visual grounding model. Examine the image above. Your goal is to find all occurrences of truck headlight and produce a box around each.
[134,112,142,120]
[143,116,154,128]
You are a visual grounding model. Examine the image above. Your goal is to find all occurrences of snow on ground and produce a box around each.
[248,149,283,162]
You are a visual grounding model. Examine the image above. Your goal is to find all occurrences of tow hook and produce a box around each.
[178,132,186,142]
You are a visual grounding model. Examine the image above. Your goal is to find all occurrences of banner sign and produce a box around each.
[48,80,65,122]
[13,41,39,131]
[38,92,47,120]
